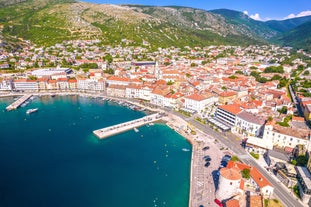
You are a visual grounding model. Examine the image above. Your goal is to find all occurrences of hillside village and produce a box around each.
[1,39,311,205]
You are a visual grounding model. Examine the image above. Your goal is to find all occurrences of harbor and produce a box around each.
[93,113,165,139]
[5,94,33,111]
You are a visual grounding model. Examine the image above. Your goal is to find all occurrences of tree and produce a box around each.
[303,70,310,76]
[228,75,238,79]
[278,106,288,114]
[104,54,113,64]
[167,80,174,85]
[296,155,308,166]
[241,168,250,179]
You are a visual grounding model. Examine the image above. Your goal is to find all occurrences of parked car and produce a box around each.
[214,199,223,207]
[205,162,210,167]
[203,155,211,159]
[205,157,211,162]
[202,146,210,150]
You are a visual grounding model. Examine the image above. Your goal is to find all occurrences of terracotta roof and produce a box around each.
[225,199,240,207]
[219,91,237,97]
[219,104,242,115]
[68,79,77,83]
[227,161,272,189]
[249,195,263,207]
[227,160,251,171]
[185,93,206,101]
[250,167,271,188]
[292,116,304,122]
[107,76,129,82]
[220,167,242,180]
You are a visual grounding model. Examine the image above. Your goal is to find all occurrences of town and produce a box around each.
[1,39,311,207]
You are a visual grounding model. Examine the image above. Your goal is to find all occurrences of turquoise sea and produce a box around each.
[0,95,191,207]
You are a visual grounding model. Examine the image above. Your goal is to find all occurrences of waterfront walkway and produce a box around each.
[6,94,32,111]
[93,113,165,139]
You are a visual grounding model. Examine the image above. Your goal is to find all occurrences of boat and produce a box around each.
[26,108,38,114]
[182,148,190,152]
[134,127,139,132]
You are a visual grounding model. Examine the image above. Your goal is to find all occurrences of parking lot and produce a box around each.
[190,131,233,207]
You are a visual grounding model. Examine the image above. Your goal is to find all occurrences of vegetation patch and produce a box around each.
[250,152,259,159]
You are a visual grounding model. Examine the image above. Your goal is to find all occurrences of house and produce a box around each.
[106,84,126,97]
[13,79,39,92]
[227,161,274,198]
[183,93,215,113]
[215,104,242,127]
[218,91,238,104]
[68,78,77,90]
[262,121,311,151]
[234,111,266,137]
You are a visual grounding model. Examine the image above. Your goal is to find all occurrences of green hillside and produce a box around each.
[266,16,311,33]
[0,1,310,51]
[275,21,311,51]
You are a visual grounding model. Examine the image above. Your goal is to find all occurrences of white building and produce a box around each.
[216,167,242,201]
[13,79,39,92]
[31,68,72,78]
[77,78,104,92]
[234,111,266,137]
[214,104,242,127]
[262,122,311,151]
[183,93,215,113]
[0,80,13,91]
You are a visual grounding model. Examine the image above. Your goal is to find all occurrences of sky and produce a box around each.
[82,0,311,21]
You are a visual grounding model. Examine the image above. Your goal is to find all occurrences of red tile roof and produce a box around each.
[185,93,206,101]
[219,104,242,115]
[225,199,240,207]
[219,91,237,97]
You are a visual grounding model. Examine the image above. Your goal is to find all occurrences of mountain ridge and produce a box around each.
[0,1,310,51]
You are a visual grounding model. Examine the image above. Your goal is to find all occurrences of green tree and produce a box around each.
[296,155,308,166]
[241,168,251,179]
[190,63,197,67]
[167,80,174,85]
[104,54,113,64]
[228,75,238,79]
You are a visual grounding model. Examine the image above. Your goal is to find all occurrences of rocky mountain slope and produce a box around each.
[0,0,310,51]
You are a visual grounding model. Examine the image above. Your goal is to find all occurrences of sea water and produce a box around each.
[0,95,191,207]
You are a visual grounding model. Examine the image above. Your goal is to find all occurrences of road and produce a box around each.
[169,110,305,207]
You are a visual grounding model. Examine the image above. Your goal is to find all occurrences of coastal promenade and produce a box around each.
[5,94,32,111]
[93,113,164,139]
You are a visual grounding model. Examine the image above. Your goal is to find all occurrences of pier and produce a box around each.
[6,94,32,111]
[93,113,164,139]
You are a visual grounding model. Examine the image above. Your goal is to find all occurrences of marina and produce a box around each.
[6,94,33,111]
[93,113,165,139]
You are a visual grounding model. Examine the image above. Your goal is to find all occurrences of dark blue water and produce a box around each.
[0,95,191,207]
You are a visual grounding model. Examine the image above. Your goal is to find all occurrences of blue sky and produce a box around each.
[82,0,311,21]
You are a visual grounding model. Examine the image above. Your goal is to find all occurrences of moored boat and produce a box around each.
[26,108,38,114]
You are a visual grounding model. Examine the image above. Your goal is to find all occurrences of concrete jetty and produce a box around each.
[93,113,164,139]
[6,94,32,111]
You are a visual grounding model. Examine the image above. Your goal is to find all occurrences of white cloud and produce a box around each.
[250,13,262,21]
[284,10,311,19]
[243,11,248,15]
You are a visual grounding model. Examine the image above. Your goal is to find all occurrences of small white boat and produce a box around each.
[182,148,190,152]
[134,127,139,132]
[26,108,38,114]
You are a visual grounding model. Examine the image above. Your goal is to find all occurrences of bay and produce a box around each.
[0,95,191,207]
